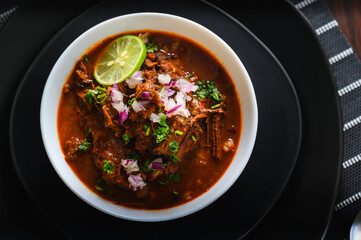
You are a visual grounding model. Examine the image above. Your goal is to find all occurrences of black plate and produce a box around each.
[229,1,343,239]
[8,0,302,239]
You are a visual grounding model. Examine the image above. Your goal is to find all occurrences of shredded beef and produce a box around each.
[68,31,227,198]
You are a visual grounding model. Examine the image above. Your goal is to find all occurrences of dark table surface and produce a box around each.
[325,0,361,59]
[0,0,354,239]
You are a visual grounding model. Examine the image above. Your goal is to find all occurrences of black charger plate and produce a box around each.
[8,0,301,239]
[1,0,342,239]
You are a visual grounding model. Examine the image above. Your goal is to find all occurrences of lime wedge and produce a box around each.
[94,35,147,85]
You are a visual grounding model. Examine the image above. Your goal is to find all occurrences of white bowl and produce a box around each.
[40,12,258,222]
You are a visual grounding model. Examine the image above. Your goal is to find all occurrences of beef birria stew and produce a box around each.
[57,30,242,210]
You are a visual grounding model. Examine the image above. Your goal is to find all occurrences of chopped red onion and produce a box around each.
[167,105,182,115]
[175,79,198,93]
[128,174,147,191]
[126,70,143,89]
[121,159,139,174]
[150,112,165,123]
[140,91,150,99]
[119,109,128,124]
[166,89,175,97]
[132,100,148,112]
[131,70,142,80]
[111,86,123,102]
[148,158,165,171]
[158,73,172,85]
[165,79,177,88]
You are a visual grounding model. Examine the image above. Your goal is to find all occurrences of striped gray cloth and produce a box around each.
[290,0,361,239]
[0,0,23,30]
[0,0,359,239]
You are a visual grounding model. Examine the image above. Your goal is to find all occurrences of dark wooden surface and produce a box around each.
[325,0,361,58]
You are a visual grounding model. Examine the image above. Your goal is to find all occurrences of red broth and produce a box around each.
[57,30,242,210]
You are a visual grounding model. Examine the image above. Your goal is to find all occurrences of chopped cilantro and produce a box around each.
[169,172,181,182]
[103,161,114,174]
[159,114,167,127]
[154,126,171,143]
[175,130,183,135]
[95,179,114,195]
[97,93,107,99]
[143,125,151,136]
[191,136,197,142]
[211,103,221,109]
[128,98,135,106]
[169,153,180,163]
[172,190,180,201]
[86,128,92,137]
[146,41,158,53]
[84,89,98,104]
[185,73,194,80]
[195,80,222,102]
[78,140,91,151]
[97,86,106,92]
[78,128,92,151]
[82,55,90,62]
[122,134,131,145]
[154,115,170,143]
[169,140,179,153]
[84,86,108,104]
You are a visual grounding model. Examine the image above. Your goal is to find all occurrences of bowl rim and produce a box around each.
[40,12,258,222]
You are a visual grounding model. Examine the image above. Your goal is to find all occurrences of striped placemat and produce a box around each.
[291,0,361,238]
[0,0,359,239]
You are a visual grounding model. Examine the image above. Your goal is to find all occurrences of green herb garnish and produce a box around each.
[159,114,167,126]
[169,153,180,163]
[122,134,131,145]
[82,55,90,62]
[84,86,108,104]
[103,160,114,174]
[78,128,92,151]
[97,86,106,92]
[84,89,98,104]
[172,190,180,201]
[169,140,179,153]
[195,80,222,102]
[95,179,113,195]
[146,41,158,53]
[78,140,91,151]
[154,115,171,143]
[143,125,151,136]
[211,103,221,109]
[154,126,171,143]
[128,98,136,106]
[175,130,183,135]
[191,136,197,142]
[169,173,181,183]
[185,73,194,80]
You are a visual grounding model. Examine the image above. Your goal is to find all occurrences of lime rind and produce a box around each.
[93,35,147,85]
